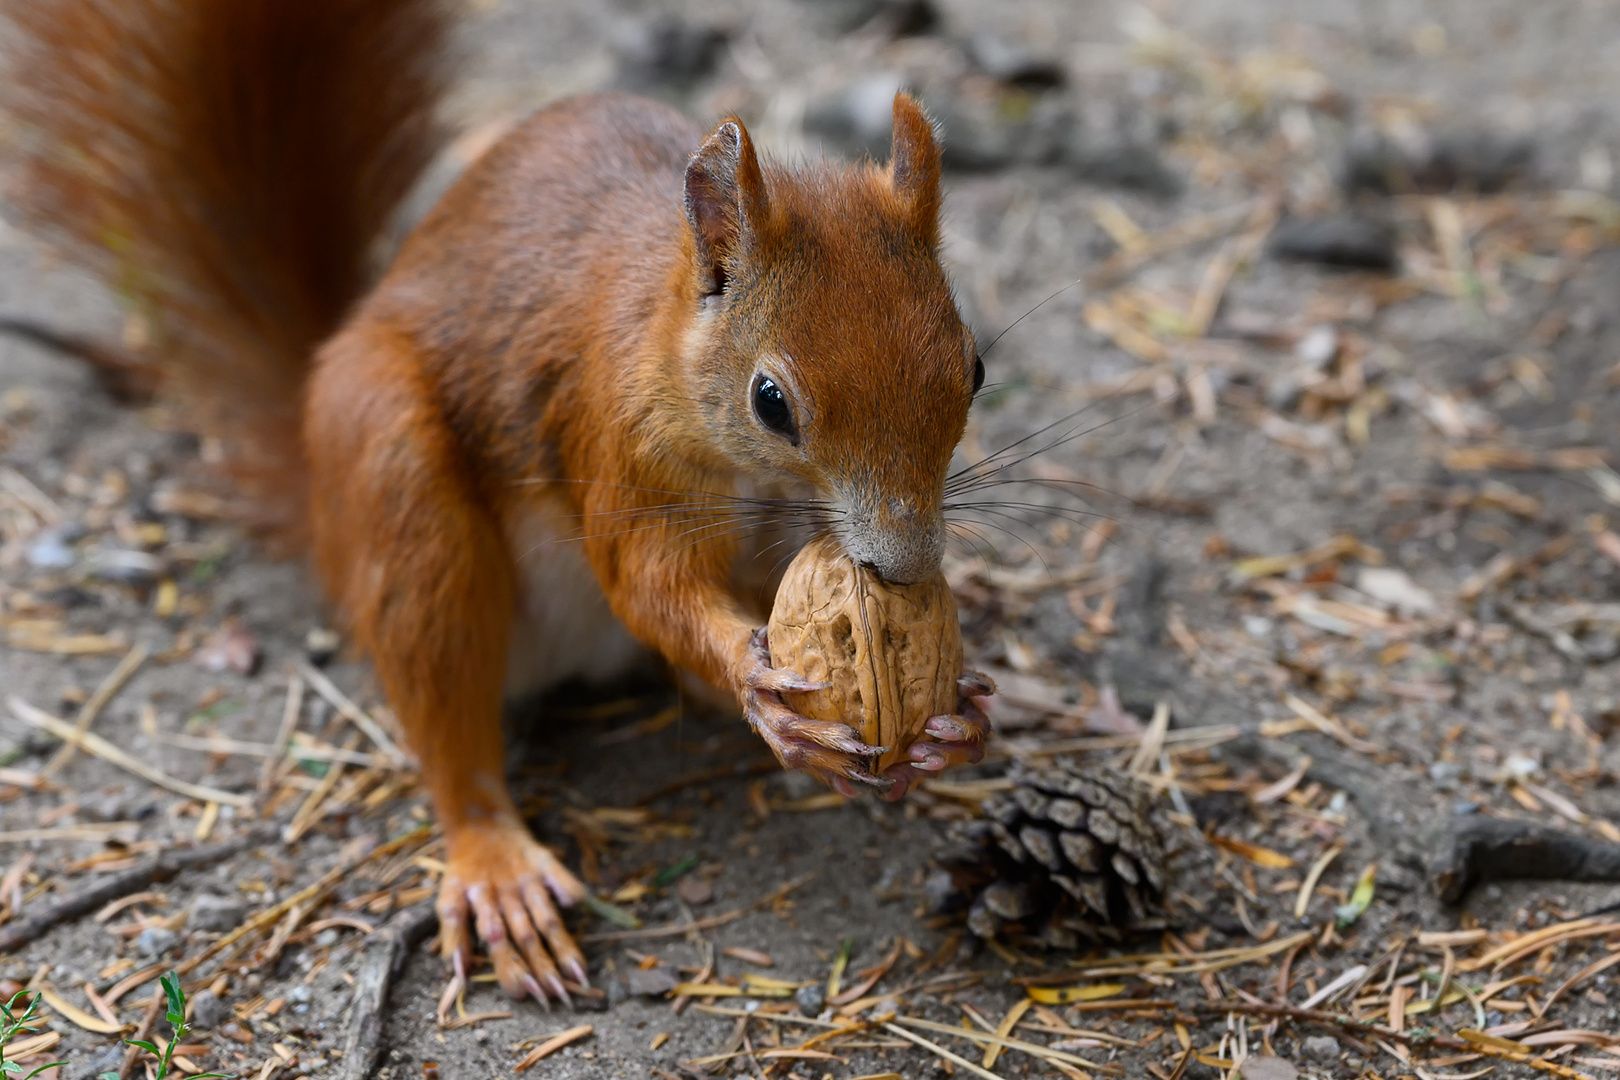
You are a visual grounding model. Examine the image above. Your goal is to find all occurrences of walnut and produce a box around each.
[767,534,962,773]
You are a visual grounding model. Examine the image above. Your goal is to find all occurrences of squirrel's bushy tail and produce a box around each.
[4,0,453,539]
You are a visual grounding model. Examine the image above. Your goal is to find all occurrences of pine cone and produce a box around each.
[927,760,1171,948]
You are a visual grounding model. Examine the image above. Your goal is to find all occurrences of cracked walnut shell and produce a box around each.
[767,534,962,773]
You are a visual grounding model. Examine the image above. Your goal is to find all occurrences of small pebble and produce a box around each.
[1238,1057,1298,1080]
[966,35,1065,89]
[624,966,680,997]
[87,548,165,585]
[189,989,232,1030]
[1341,126,1533,195]
[194,621,260,676]
[606,978,629,1007]
[1269,212,1397,271]
[675,875,714,906]
[1264,374,1303,412]
[1293,325,1339,371]
[189,893,248,933]
[134,926,178,958]
[1301,1035,1340,1063]
[794,984,825,1017]
[80,792,128,823]
[24,527,78,570]
[1428,761,1464,790]
[1582,631,1620,662]
[314,928,340,948]
[290,985,313,1004]
[304,627,342,666]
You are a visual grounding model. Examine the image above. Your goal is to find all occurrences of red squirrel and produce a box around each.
[6,0,992,1002]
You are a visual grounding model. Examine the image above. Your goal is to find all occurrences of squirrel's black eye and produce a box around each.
[753,375,796,438]
[972,356,985,394]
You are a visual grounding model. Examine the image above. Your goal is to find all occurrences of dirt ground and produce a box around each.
[5,1,1620,1078]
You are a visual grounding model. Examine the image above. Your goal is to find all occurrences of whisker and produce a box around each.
[947,475,1114,498]
[946,499,1114,521]
[944,521,999,567]
[947,396,1117,486]
[976,275,1086,358]
[944,510,1052,573]
[946,400,1153,498]
[947,500,1134,550]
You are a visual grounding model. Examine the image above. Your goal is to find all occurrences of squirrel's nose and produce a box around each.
[843,525,943,586]
[833,493,945,585]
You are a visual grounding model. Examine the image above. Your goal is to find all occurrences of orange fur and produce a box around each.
[7,8,979,1000]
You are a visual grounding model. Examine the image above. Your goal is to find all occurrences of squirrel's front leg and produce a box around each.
[584,500,891,793]
[307,332,583,1005]
[738,627,896,795]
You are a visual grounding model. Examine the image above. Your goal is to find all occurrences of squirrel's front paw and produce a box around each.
[875,669,995,801]
[741,629,892,796]
[437,819,588,1008]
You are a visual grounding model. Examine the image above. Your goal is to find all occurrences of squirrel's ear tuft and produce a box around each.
[889,92,942,241]
[684,118,767,297]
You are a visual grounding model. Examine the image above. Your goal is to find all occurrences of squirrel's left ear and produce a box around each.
[889,92,942,242]
[685,118,768,298]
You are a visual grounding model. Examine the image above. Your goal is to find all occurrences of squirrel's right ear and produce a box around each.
[684,119,768,297]
[889,92,942,244]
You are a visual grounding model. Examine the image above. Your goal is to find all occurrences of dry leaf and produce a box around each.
[1025,984,1126,1004]
[1208,835,1296,869]
[38,986,124,1034]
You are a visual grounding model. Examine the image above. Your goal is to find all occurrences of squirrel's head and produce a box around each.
[678,93,978,585]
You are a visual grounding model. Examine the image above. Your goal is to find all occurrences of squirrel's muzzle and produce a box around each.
[834,496,945,586]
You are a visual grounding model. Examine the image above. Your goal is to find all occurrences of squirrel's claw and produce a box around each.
[437,820,587,1009]
[743,628,831,695]
[876,679,993,801]
[742,631,891,793]
[745,683,891,789]
[958,669,996,698]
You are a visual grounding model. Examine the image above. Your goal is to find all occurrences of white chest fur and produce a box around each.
[505,504,646,699]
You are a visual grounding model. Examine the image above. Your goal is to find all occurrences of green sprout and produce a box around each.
[0,989,64,1079]
[99,972,234,1080]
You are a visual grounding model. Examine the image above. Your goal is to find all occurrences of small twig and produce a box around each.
[284,732,360,843]
[582,872,813,943]
[7,695,251,807]
[177,825,432,975]
[259,674,304,799]
[0,466,61,524]
[889,1015,1109,1070]
[293,660,404,761]
[44,643,148,776]
[882,1021,1007,1080]
[118,986,166,1080]
[582,907,745,944]
[0,826,275,953]
[1197,1000,1599,1079]
[336,903,437,1080]
[171,731,380,768]
[0,824,137,844]
[1127,701,1170,776]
